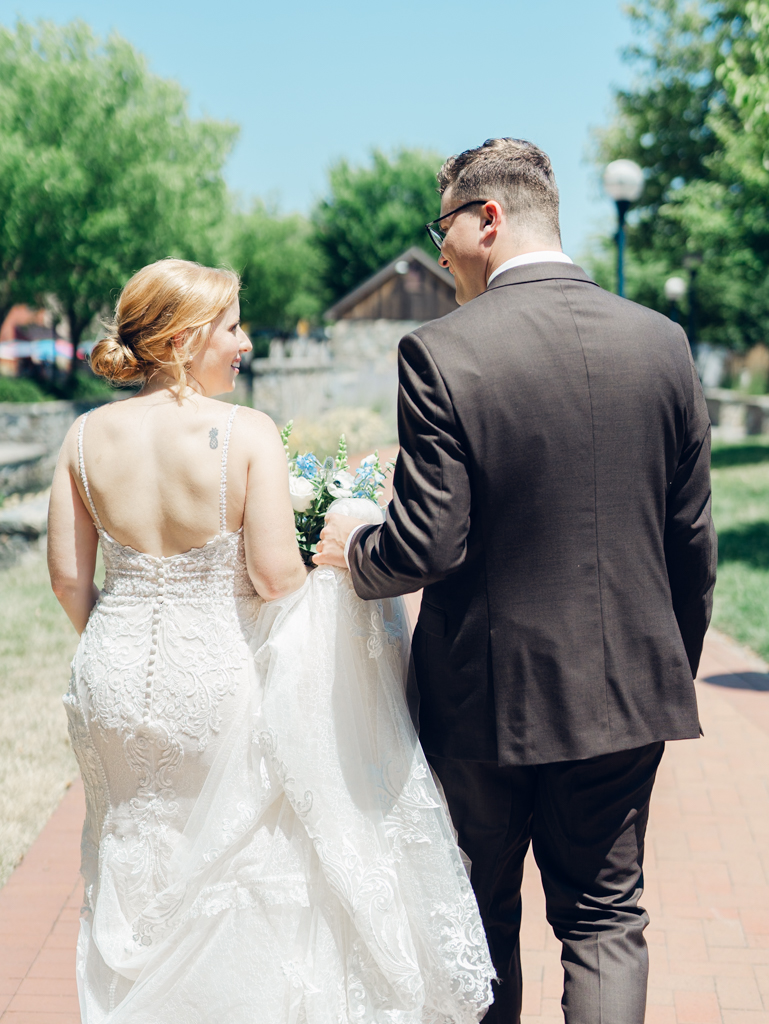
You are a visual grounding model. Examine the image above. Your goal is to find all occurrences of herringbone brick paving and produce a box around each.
[1,627,766,1023]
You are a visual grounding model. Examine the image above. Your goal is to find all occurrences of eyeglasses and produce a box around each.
[424,200,490,251]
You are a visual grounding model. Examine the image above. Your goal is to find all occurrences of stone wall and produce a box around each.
[0,399,106,498]
[252,320,419,428]
[704,388,769,439]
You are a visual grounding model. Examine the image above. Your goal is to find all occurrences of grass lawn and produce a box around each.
[0,545,105,885]
[710,435,769,661]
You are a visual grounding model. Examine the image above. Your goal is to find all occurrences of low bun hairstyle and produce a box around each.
[91,259,240,390]
[89,333,143,385]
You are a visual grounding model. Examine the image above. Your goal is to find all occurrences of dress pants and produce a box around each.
[428,742,664,1024]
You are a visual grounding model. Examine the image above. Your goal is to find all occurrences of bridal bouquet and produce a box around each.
[281,421,391,565]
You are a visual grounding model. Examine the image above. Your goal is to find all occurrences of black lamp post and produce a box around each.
[683,253,703,345]
[603,160,645,297]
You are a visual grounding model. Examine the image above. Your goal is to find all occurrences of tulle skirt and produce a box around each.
[70,567,494,1023]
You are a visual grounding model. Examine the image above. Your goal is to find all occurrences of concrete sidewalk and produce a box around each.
[1,628,767,1023]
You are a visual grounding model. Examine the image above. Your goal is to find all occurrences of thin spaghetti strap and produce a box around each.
[77,412,104,531]
[219,405,239,535]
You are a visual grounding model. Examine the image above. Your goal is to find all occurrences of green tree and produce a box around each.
[0,20,237,375]
[227,202,326,334]
[312,148,444,304]
[592,0,769,350]
[0,131,47,327]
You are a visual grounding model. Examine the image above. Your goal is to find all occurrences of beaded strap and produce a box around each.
[219,405,239,535]
[77,411,104,531]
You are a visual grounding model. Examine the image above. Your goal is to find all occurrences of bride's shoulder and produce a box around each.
[230,405,280,438]
[59,407,99,471]
[231,404,269,422]
[225,406,285,465]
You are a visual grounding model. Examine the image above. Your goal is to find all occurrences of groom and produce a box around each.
[315,137,716,1023]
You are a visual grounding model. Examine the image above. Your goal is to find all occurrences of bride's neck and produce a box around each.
[138,371,206,401]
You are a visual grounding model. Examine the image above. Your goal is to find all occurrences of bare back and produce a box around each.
[79,394,247,557]
[48,390,306,629]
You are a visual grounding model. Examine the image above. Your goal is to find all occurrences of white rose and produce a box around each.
[289,475,315,512]
[327,470,355,499]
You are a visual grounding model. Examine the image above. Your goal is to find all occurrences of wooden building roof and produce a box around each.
[325,246,457,322]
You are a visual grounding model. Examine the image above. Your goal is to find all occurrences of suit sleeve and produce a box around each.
[348,331,471,600]
[664,337,718,677]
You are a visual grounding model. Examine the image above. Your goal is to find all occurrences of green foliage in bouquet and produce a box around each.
[281,420,390,565]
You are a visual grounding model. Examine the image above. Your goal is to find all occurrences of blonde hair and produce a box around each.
[91,259,240,389]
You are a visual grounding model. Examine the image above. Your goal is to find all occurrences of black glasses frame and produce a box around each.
[424,200,490,251]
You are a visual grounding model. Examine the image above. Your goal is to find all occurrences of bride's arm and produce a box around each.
[47,423,100,634]
[241,410,307,601]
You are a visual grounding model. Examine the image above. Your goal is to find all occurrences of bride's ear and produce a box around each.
[172,331,187,352]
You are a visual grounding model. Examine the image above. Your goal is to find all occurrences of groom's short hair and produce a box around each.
[438,138,561,242]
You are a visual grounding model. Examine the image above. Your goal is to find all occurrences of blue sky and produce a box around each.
[4,0,638,256]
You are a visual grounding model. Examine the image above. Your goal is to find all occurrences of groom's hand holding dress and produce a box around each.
[314,513,360,568]
[332,138,716,1024]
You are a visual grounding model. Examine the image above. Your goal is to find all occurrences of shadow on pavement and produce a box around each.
[702,671,769,691]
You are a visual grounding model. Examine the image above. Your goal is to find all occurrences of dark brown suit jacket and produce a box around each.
[348,263,717,766]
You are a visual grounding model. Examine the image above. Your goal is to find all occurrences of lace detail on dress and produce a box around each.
[82,535,258,743]
[340,582,403,660]
[99,529,256,601]
[63,675,110,915]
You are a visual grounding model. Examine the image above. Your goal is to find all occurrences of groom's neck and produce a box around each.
[485,237,563,284]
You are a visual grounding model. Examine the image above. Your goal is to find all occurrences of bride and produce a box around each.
[47,258,494,1023]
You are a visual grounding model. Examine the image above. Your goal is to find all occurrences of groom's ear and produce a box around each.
[480,201,504,240]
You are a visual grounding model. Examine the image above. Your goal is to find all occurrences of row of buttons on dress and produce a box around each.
[143,566,166,724]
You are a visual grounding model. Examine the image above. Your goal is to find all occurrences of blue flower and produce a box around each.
[296,453,321,480]
[354,465,384,488]
[351,465,383,499]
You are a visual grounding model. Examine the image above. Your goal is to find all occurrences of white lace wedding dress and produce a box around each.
[64,406,494,1024]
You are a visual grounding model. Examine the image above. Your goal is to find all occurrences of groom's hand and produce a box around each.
[313,514,366,568]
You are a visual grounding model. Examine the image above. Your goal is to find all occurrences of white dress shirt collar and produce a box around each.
[487,250,573,287]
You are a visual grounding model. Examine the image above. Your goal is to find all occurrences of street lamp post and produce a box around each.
[683,253,703,345]
[603,159,645,297]
[664,275,688,324]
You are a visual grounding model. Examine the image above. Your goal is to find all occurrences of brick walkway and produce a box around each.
[1,629,766,1023]
[0,780,82,1022]
[519,630,769,1024]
